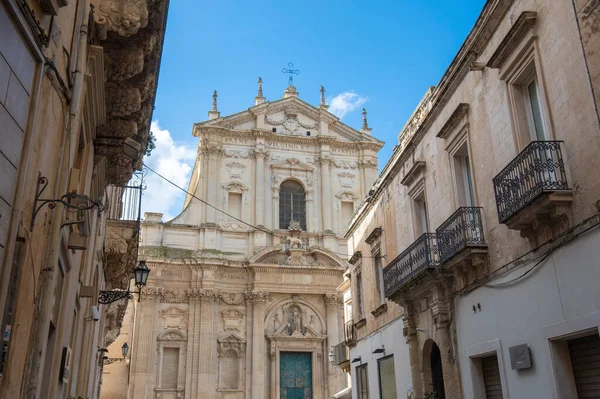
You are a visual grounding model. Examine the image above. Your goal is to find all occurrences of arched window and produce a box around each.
[279,180,306,230]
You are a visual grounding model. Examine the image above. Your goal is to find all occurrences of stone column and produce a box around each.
[250,292,268,398]
[399,300,422,399]
[432,282,461,399]
[130,293,159,399]
[320,156,332,232]
[324,294,343,396]
[255,149,267,226]
[272,184,280,231]
[197,291,217,398]
[205,145,221,223]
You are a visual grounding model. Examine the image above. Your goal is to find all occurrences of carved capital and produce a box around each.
[323,293,343,308]
[245,291,270,303]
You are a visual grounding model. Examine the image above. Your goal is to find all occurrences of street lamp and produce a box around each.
[121,342,129,358]
[134,260,150,301]
[98,260,151,304]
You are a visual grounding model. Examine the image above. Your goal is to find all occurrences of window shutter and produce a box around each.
[568,334,600,398]
[482,354,503,399]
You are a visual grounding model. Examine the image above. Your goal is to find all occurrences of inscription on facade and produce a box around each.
[267,142,312,151]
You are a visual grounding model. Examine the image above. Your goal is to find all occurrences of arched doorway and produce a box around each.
[422,339,445,399]
[430,342,445,398]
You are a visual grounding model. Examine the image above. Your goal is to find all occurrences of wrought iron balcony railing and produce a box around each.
[436,207,486,264]
[332,341,349,365]
[344,319,356,344]
[493,141,569,223]
[383,233,439,298]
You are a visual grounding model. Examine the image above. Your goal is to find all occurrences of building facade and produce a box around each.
[126,83,383,399]
[0,0,168,398]
[344,0,600,398]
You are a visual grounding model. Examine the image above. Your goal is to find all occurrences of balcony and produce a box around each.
[493,141,572,244]
[383,233,439,299]
[436,207,488,290]
[344,319,357,347]
[332,341,350,372]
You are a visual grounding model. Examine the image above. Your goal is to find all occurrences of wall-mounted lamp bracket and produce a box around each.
[31,173,104,231]
[98,290,133,304]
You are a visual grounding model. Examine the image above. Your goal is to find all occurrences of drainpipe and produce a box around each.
[25,1,91,397]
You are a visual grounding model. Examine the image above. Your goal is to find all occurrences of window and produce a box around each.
[356,364,369,399]
[227,192,242,220]
[412,196,429,238]
[451,140,476,207]
[279,180,306,230]
[378,356,397,399]
[355,271,364,320]
[341,201,354,229]
[272,127,277,133]
[523,75,547,141]
[161,347,179,389]
[374,256,385,306]
[306,131,311,136]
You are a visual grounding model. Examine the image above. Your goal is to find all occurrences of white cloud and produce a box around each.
[327,91,368,119]
[141,120,196,221]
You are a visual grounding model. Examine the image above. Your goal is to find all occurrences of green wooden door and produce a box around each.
[280,352,312,399]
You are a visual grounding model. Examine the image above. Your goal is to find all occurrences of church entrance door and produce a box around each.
[280,352,312,398]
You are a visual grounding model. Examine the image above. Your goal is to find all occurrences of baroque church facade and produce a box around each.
[128,81,383,399]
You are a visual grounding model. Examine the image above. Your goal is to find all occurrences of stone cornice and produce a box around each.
[487,11,537,69]
[348,251,362,265]
[365,227,383,245]
[92,0,170,184]
[437,103,470,139]
[346,0,514,237]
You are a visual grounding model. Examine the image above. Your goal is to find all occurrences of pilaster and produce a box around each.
[250,292,268,398]
[324,294,344,396]
[318,155,333,232]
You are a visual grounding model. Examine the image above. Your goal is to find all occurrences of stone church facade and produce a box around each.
[127,83,383,399]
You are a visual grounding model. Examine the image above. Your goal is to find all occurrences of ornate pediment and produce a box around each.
[194,96,384,146]
[217,332,246,357]
[270,158,314,172]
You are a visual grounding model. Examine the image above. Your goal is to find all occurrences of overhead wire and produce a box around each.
[142,163,379,260]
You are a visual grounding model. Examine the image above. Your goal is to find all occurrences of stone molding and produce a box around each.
[141,288,271,304]
[487,11,538,69]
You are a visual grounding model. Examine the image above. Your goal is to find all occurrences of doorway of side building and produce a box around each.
[423,339,446,399]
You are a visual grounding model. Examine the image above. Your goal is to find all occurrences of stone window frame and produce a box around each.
[216,334,246,392]
[335,191,359,233]
[437,103,479,209]
[365,227,387,317]
[488,11,555,151]
[222,182,249,227]
[155,329,187,395]
[348,252,365,326]
[466,339,509,399]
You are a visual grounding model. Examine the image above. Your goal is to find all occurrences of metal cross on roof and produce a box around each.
[282,62,300,86]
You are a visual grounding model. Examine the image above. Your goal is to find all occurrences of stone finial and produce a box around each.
[283,85,299,98]
[361,108,372,134]
[209,90,221,120]
[255,77,266,105]
[258,77,263,97]
[319,85,329,111]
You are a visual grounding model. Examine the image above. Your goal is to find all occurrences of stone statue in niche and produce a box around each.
[273,312,280,331]
[309,314,315,328]
[287,305,304,336]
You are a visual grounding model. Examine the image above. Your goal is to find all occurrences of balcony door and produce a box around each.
[523,75,548,142]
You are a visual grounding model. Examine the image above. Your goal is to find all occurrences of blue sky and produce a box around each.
[143,0,486,220]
